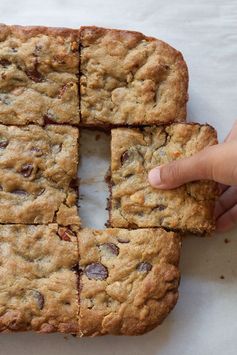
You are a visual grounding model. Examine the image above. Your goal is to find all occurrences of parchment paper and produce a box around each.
[0,1,237,354]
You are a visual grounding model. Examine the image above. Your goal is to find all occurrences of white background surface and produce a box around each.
[0,0,237,354]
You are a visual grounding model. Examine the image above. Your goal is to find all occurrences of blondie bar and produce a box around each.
[80,26,188,127]
[0,24,79,125]
[0,224,79,332]
[78,228,181,336]
[0,124,80,225]
[110,123,218,233]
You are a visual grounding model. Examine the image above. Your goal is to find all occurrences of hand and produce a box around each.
[148,121,237,232]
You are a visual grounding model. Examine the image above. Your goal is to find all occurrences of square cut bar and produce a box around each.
[80,26,188,127]
[0,224,79,333]
[78,228,181,336]
[0,24,79,125]
[110,123,219,233]
[0,124,80,225]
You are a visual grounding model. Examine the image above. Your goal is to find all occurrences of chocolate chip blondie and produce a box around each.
[78,228,181,336]
[110,123,219,233]
[0,224,79,332]
[80,26,188,127]
[0,24,79,125]
[0,124,80,225]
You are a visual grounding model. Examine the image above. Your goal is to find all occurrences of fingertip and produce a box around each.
[148,167,162,187]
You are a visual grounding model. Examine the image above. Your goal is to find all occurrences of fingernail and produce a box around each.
[148,167,162,187]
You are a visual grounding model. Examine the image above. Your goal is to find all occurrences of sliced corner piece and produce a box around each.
[80,26,188,127]
[0,224,79,333]
[78,228,181,336]
[0,24,79,125]
[0,124,80,225]
[110,123,219,234]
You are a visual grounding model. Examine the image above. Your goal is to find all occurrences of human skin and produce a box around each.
[148,121,237,232]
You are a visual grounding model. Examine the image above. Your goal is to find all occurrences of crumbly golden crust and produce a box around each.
[78,228,181,336]
[0,224,79,333]
[110,123,219,233]
[80,26,188,126]
[0,24,79,125]
[0,124,80,225]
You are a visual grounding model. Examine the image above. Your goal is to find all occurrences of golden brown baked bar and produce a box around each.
[78,228,181,336]
[110,123,219,233]
[80,26,188,127]
[0,124,80,225]
[0,224,79,333]
[0,24,79,125]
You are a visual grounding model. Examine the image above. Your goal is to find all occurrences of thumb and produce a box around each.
[148,143,237,189]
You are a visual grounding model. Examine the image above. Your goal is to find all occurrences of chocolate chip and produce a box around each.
[31,147,43,156]
[57,228,75,242]
[43,110,56,125]
[85,263,108,280]
[11,189,27,196]
[0,185,3,191]
[69,178,78,189]
[37,188,45,197]
[0,59,10,67]
[21,163,33,178]
[26,61,43,83]
[26,68,43,82]
[121,150,130,164]
[33,290,44,310]
[43,115,55,125]
[117,237,130,244]
[136,262,152,273]
[157,205,167,211]
[100,243,119,256]
[0,139,8,149]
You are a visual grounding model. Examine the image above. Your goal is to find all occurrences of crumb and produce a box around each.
[95,134,101,141]
[220,275,225,280]
[224,238,230,244]
[64,336,68,340]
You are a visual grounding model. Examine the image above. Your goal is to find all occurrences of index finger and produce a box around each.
[224,120,237,142]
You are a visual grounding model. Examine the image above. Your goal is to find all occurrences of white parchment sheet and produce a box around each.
[0,1,237,354]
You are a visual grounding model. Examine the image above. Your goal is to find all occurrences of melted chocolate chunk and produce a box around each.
[85,263,108,280]
[121,150,130,164]
[136,262,152,273]
[0,59,10,67]
[21,163,33,178]
[100,243,119,256]
[69,178,78,189]
[43,115,56,125]
[37,188,45,197]
[156,205,167,211]
[0,139,8,149]
[117,237,130,244]
[11,189,27,196]
[58,228,75,242]
[33,290,44,310]
[26,61,43,83]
